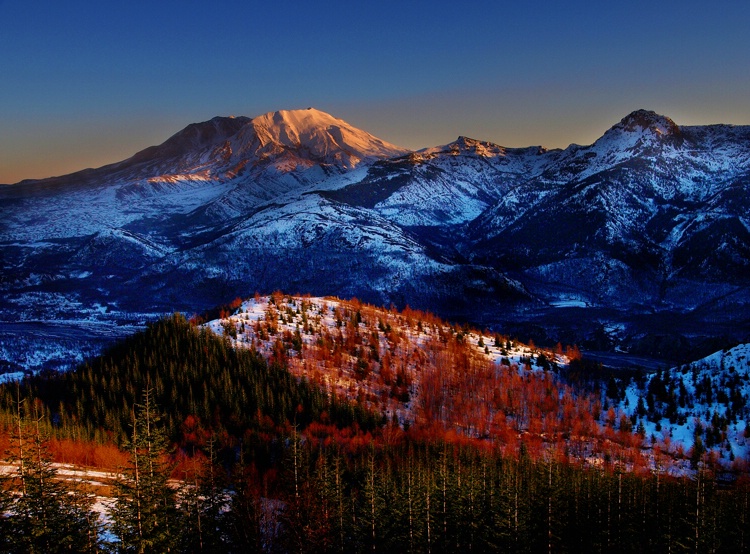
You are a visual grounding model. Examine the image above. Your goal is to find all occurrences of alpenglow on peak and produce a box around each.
[244,108,410,167]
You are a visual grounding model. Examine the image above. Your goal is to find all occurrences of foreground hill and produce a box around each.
[203,294,750,472]
[5,292,739,472]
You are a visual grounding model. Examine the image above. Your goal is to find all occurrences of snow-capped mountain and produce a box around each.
[1,108,749,372]
[465,111,750,325]
[0,107,408,267]
[323,137,553,227]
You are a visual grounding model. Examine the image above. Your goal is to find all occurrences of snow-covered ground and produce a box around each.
[618,343,750,468]
[204,294,566,432]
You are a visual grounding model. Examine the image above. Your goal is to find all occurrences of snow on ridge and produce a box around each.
[203,294,565,433]
[684,343,750,376]
[245,108,410,167]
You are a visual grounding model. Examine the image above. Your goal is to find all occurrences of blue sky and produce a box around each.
[2,0,749,183]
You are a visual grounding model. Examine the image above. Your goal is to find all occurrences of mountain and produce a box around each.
[323,137,553,226]
[466,111,750,334]
[1,108,750,372]
[320,109,750,347]
[0,107,411,296]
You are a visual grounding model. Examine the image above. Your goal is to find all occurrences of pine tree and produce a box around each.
[110,388,177,553]
[278,427,334,553]
[2,393,101,553]
[224,461,263,552]
[310,447,349,553]
[360,447,382,552]
[177,437,230,553]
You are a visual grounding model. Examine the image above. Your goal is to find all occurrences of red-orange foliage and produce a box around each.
[209,294,674,470]
[46,439,129,470]
[0,424,129,471]
[565,344,582,361]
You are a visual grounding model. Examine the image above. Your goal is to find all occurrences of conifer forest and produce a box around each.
[0,302,748,553]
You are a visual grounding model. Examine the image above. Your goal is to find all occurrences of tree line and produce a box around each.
[3,401,749,552]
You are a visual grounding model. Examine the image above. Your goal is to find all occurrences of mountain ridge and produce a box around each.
[1,108,750,373]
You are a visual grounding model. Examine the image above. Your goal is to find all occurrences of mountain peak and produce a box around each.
[419,136,507,158]
[159,115,251,150]
[250,108,355,146]
[244,108,409,168]
[617,109,680,136]
[591,109,684,153]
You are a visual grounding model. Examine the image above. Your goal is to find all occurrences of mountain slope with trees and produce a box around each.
[1,301,749,551]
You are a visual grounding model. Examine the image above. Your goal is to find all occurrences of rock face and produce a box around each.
[1,108,750,371]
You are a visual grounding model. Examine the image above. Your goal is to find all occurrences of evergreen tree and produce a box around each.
[317,447,352,553]
[177,437,230,553]
[376,449,421,553]
[308,447,350,553]
[223,461,263,552]
[358,447,384,552]
[2,394,101,553]
[110,389,177,553]
[278,426,336,553]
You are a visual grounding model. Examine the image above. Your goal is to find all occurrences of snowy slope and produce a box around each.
[242,108,407,169]
[203,294,566,434]
[619,343,750,468]
[324,137,554,227]
[136,192,529,315]
[468,110,750,316]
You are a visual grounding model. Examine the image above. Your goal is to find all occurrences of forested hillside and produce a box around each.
[1,298,749,551]
[204,294,749,471]
[0,313,380,454]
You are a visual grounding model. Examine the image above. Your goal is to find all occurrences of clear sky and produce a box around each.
[2,0,749,184]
